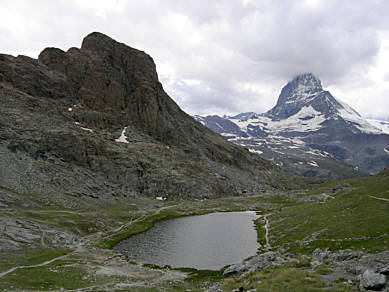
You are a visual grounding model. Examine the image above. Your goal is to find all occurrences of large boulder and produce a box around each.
[360,269,386,291]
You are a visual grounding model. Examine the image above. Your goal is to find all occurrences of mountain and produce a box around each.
[0,32,300,200]
[196,73,389,179]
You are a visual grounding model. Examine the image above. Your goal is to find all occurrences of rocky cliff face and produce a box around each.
[0,32,297,199]
[267,73,325,119]
[196,73,389,178]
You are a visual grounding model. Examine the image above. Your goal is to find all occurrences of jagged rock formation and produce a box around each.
[196,73,389,179]
[0,32,298,199]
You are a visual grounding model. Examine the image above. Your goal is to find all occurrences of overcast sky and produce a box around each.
[1,0,389,119]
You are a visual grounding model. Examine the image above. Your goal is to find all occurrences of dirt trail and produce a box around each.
[264,214,271,249]
[109,203,181,236]
[0,253,69,278]
[368,195,389,202]
[109,213,147,235]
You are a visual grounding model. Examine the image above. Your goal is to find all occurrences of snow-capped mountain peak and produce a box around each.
[266,73,326,119]
[284,73,323,101]
[265,73,381,135]
[195,73,389,177]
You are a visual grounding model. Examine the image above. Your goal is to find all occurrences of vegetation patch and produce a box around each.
[268,171,389,254]
[0,259,98,291]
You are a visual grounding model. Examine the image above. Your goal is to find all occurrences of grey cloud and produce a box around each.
[0,0,388,118]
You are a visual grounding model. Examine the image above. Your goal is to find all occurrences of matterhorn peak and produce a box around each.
[292,73,322,90]
[282,73,324,102]
[266,72,326,119]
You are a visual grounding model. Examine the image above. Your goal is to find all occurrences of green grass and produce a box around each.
[178,267,224,283]
[0,248,70,272]
[268,169,389,254]
[254,216,267,247]
[0,257,98,291]
[221,266,352,292]
[1,261,77,291]
[96,210,191,249]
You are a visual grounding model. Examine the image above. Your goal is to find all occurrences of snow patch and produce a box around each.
[367,119,389,134]
[193,115,205,125]
[288,84,323,104]
[68,107,73,112]
[260,106,325,133]
[232,106,325,136]
[115,127,129,143]
[334,98,382,134]
[80,127,93,133]
[308,161,319,167]
[220,133,236,138]
[249,149,263,155]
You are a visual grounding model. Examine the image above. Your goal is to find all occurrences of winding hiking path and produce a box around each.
[264,214,271,249]
[368,195,389,202]
[0,253,69,278]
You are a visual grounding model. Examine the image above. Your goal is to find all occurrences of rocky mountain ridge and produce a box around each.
[0,32,300,199]
[195,73,389,179]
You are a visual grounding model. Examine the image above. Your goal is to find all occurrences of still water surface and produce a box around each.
[115,212,259,270]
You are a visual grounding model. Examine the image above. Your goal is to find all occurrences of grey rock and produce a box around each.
[223,263,246,277]
[360,269,386,291]
[379,266,389,275]
[223,252,287,277]
[51,232,79,248]
[312,247,332,262]
[328,249,362,262]
[207,288,222,292]
[356,265,370,275]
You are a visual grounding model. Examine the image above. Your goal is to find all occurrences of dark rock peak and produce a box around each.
[290,73,322,91]
[266,73,330,119]
[80,32,147,58]
[278,72,323,104]
[81,32,117,51]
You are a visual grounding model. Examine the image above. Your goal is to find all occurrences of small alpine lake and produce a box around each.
[114,211,260,270]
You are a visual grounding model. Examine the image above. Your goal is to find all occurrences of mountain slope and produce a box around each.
[196,73,389,178]
[0,32,299,199]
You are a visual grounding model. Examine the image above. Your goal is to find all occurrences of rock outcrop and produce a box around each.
[223,251,291,277]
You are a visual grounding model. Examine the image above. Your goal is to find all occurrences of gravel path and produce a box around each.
[368,195,389,202]
[264,214,271,249]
